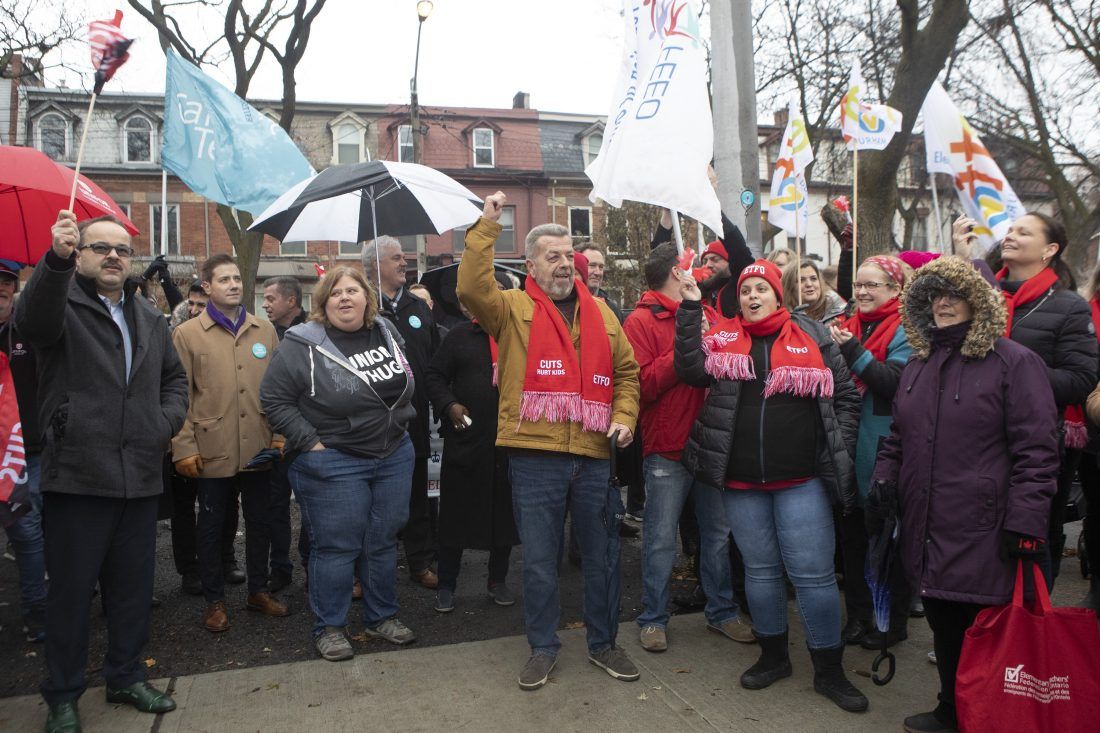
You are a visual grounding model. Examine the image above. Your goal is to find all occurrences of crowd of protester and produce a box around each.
[4,196,1097,733]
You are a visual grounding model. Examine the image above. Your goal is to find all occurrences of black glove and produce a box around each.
[864,479,898,538]
[142,254,169,281]
[1001,531,1046,560]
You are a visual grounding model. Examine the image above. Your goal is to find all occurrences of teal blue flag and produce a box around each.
[162,49,313,215]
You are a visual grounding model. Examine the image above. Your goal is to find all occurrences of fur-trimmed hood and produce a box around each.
[901,256,1007,360]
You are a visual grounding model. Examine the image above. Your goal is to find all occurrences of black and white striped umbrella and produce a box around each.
[248,160,483,243]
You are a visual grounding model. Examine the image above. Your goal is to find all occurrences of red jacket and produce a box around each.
[623,291,706,459]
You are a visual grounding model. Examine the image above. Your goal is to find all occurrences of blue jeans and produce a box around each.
[509,451,622,656]
[5,454,46,620]
[289,437,414,636]
[637,455,738,629]
[722,478,842,649]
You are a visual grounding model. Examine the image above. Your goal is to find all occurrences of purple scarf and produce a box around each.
[205,301,246,335]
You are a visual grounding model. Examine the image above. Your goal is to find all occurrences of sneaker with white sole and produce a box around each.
[315,626,353,661]
[488,583,515,606]
[364,616,416,645]
[588,646,640,681]
[639,625,667,652]
[518,653,557,690]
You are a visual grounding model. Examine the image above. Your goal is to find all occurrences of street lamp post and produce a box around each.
[410,0,433,276]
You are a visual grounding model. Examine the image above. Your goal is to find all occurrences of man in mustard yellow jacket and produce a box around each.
[172,253,289,633]
[457,193,640,691]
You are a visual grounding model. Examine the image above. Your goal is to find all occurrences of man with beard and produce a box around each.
[172,253,289,632]
[457,192,640,691]
[19,212,188,731]
[362,237,440,589]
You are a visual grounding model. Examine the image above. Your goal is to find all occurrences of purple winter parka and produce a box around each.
[872,256,1059,606]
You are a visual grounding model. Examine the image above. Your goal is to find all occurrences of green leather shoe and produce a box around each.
[45,701,81,733]
[105,682,177,713]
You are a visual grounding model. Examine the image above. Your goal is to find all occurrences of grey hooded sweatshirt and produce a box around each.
[260,318,416,459]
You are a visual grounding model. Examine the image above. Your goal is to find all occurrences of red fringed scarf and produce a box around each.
[999,267,1087,447]
[519,277,613,432]
[842,298,901,393]
[702,307,833,398]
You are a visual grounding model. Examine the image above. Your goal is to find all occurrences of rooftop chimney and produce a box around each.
[513,91,530,110]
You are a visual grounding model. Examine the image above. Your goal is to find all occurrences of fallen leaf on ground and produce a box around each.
[564,621,585,630]
[673,668,691,674]
[307,702,321,708]
[144,658,156,668]
[638,692,648,700]
[262,647,272,653]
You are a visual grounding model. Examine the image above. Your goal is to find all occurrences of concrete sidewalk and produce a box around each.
[1,617,940,733]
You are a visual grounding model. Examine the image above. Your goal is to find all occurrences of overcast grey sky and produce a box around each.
[54,0,630,114]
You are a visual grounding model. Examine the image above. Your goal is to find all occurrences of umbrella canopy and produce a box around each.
[0,145,138,264]
[247,160,482,243]
[419,262,525,323]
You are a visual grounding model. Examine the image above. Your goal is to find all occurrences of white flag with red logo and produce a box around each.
[88,10,133,94]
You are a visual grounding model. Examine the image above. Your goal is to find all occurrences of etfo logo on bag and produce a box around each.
[1002,664,1071,702]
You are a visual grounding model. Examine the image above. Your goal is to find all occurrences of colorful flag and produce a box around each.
[0,354,29,528]
[88,10,133,95]
[586,0,721,234]
[767,99,813,237]
[839,60,903,151]
[162,49,314,216]
[921,81,1024,251]
[839,60,864,147]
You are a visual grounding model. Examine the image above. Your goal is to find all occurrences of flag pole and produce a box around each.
[852,147,859,276]
[67,92,98,211]
[670,208,685,255]
[795,195,803,306]
[928,172,945,252]
[160,169,169,256]
[697,218,705,250]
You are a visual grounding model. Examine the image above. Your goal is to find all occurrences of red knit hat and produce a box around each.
[737,259,784,306]
[702,240,728,262]
[573,250,589,284]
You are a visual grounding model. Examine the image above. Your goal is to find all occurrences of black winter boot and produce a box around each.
[809,645,868,712]
[739,630,792,690]
[1080,575,1100,611]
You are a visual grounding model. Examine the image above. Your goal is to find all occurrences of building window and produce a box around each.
[38,113,68,160]
[912,216,929,251]
[335,123,363,164]
[339,241,361,258]
[149,204,180,255]
[398,235,417,253]
[123,116,155,163]
[472,128,494,168]
[398,124,414,163]
[453,206,515,253]
[583,133,603,167]
[280,240,307,256]
[569,207,592,239]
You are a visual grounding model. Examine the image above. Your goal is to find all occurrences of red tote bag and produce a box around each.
[956,560,1100,732]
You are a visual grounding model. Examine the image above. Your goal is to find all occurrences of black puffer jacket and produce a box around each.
[673,299,861,512]
[999,281,1097,410]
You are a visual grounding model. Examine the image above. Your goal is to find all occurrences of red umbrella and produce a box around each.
[0,145,138,264]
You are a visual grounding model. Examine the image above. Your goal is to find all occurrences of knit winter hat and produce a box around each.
[702,240,729,262]
[737,259,785,306]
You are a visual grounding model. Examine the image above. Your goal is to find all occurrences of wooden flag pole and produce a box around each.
[852,146,859,277]
[67,92,98,211]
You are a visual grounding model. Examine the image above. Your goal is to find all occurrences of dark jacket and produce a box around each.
[274,310,306,341]
[424,321,519,550]
[997,278,1097,410]
[653,212,754,319]
[673,300,861,512]
[0,318,42,454]
[14,250,188,498]
[595,288,625,324]
[259,319,415,459]
[873,256,1059,605]
[382,288,439,457]
[622,291,705,458]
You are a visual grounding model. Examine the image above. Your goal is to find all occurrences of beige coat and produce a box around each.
[456,217,639,459]
[171,309,279,478]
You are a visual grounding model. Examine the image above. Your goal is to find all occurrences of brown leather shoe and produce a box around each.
[203,601,229,633]
[246,591,290,617]
[412,568,439,589]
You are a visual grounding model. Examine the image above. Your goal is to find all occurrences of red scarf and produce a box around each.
[702,307,833,398]
[999,267,1088,448]
[842,298,901,393]
[520,277,614,432]
[997,266,1059,337]
[638,290,681,315]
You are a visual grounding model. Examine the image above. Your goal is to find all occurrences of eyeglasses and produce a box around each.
[853,281,889,292]
[927,290,964,304]
[78,242,135,258]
